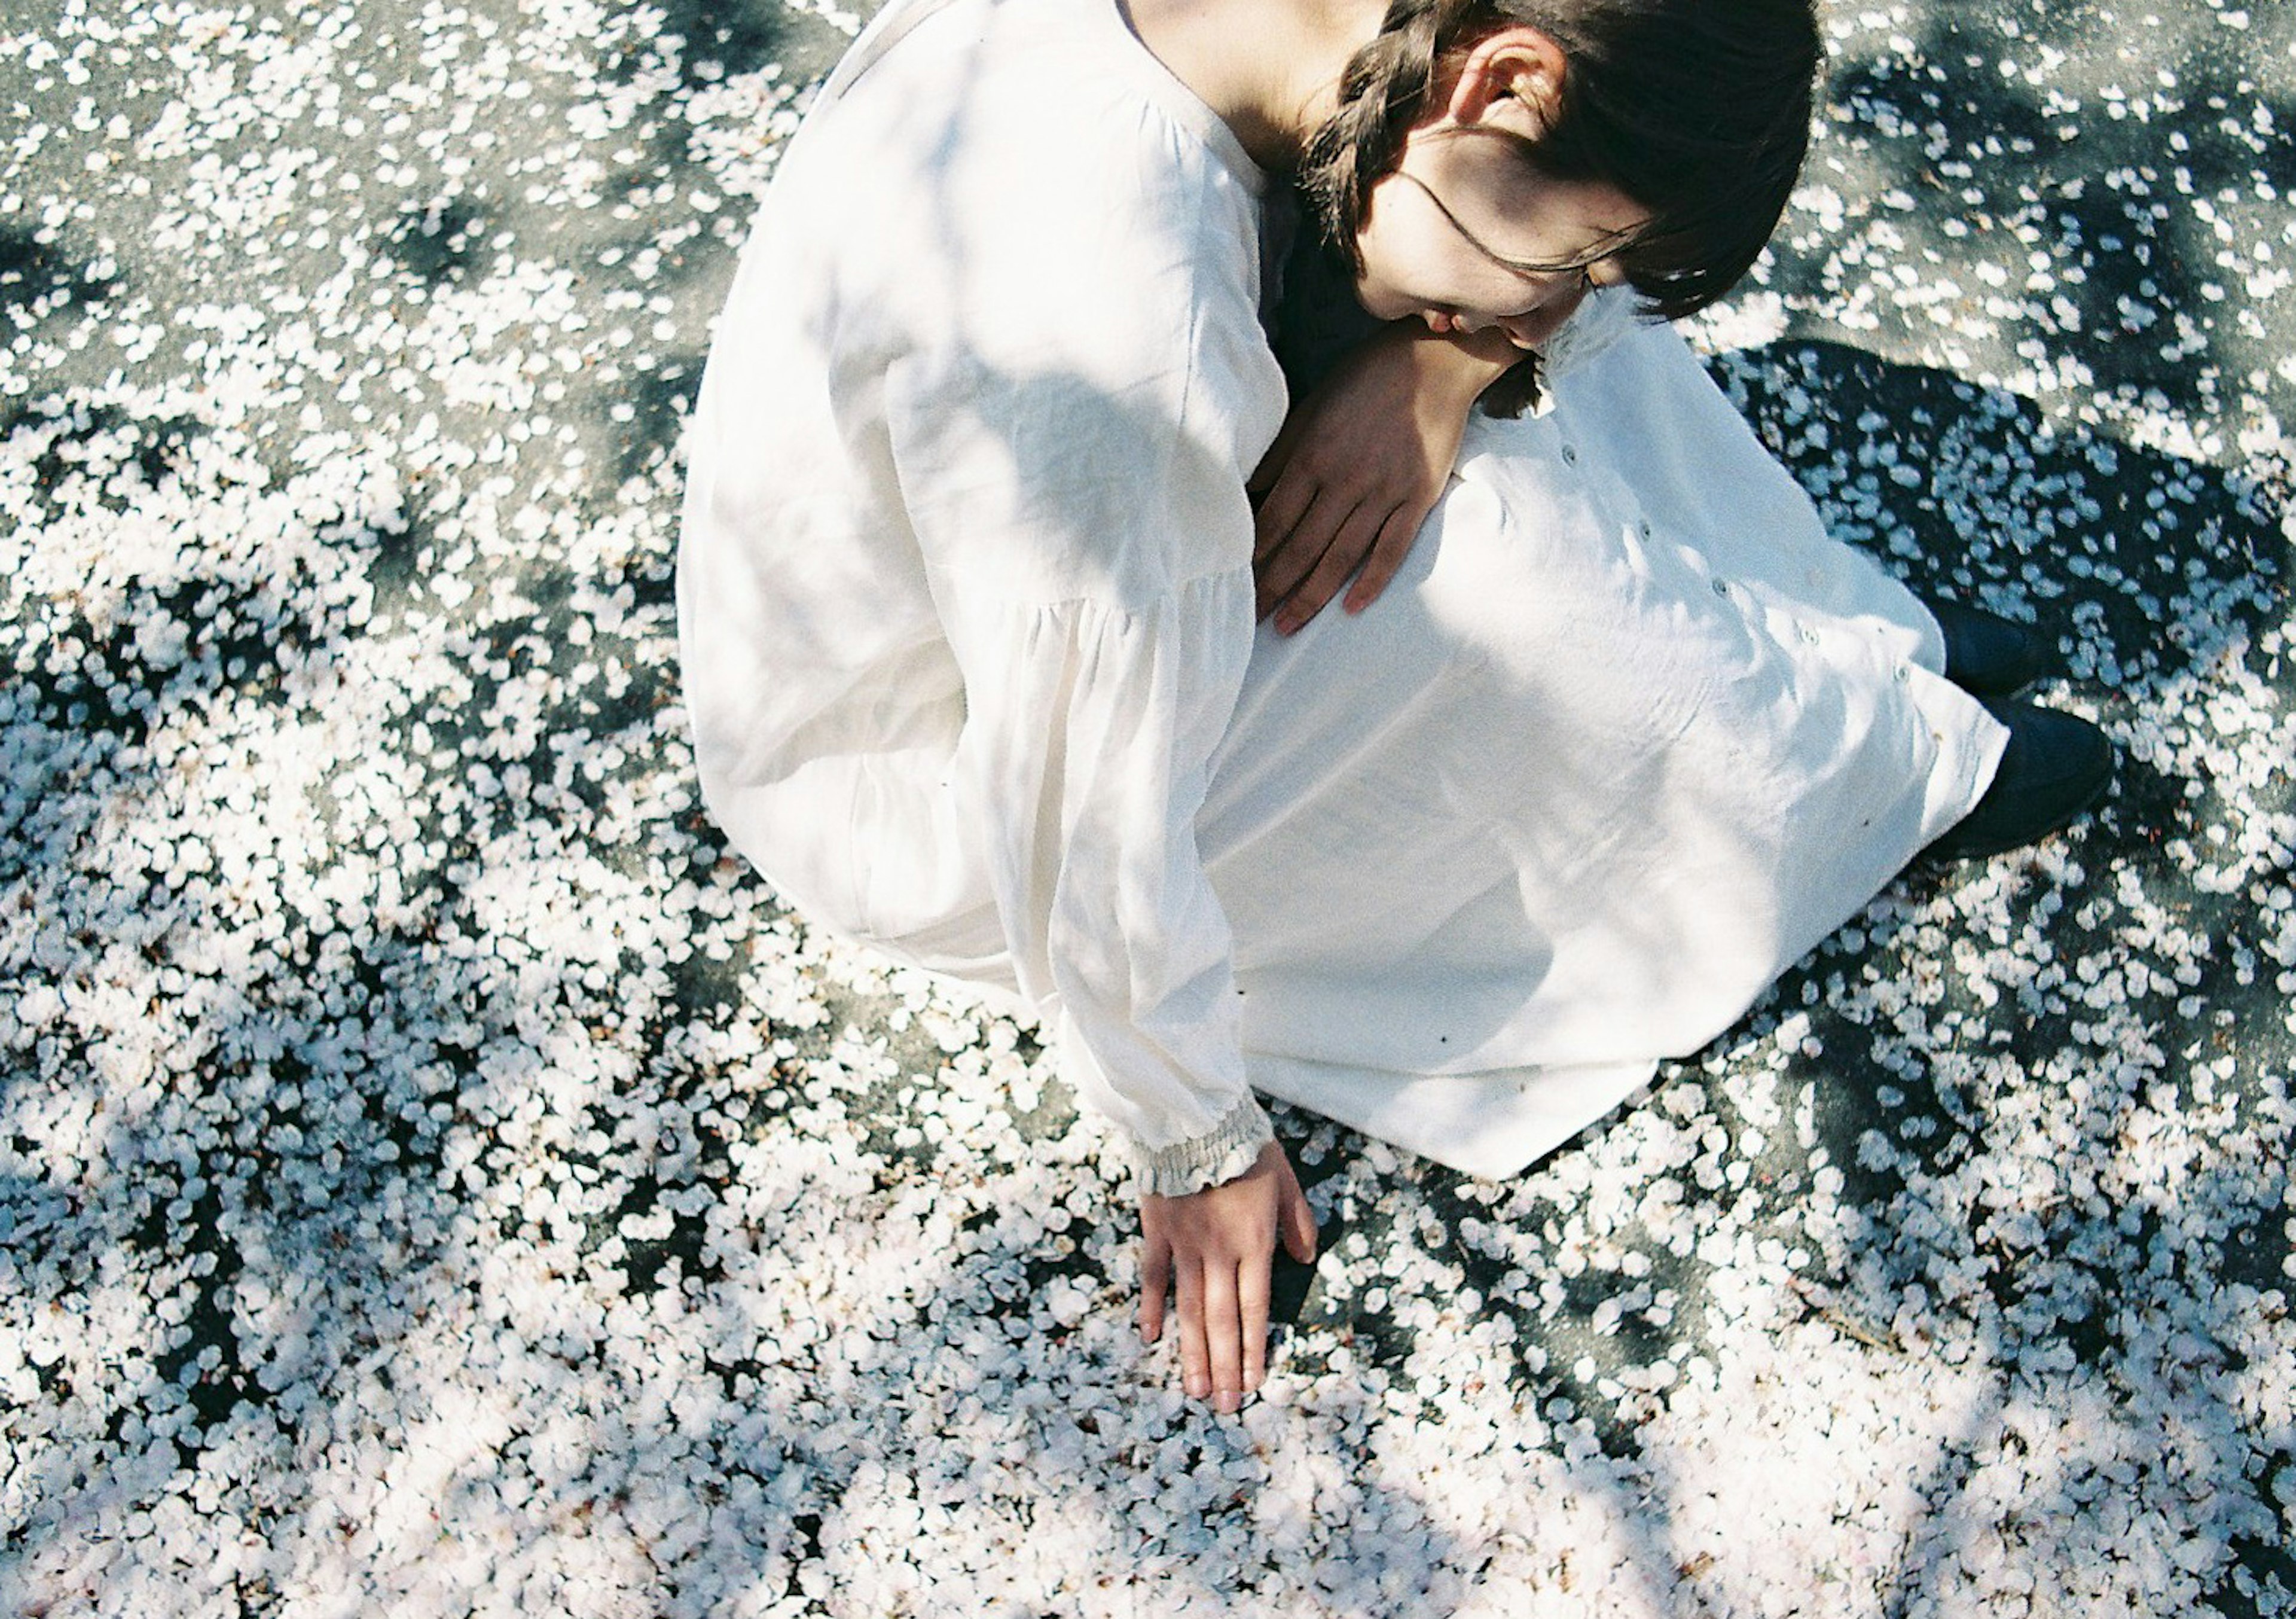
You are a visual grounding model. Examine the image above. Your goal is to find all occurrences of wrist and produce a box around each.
[1394,321,1521,402]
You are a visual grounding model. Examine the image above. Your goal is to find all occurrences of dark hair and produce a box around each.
[1298,0,1821,322]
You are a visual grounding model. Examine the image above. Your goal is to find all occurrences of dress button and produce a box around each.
[1560,444,1578,465]
[1711,578,1730,597]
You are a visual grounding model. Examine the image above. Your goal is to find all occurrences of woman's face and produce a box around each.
[1352,124,1648,350]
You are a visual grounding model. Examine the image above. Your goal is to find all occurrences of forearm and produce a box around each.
[1387,318,1523,402]
[1400,321,1549,420]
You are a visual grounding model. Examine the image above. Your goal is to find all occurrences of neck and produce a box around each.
[1120,0,1385,170]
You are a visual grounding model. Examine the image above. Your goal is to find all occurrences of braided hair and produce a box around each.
[1298,0,1821,324]
[1298,0,1483,265]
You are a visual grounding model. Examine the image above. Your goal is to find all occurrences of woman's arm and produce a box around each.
[1250,322,1522,633]
[883,328,1314,1410]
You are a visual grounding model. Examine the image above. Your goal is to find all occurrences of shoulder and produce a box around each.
[788,0,1268,306]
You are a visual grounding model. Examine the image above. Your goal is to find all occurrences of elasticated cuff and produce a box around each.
[1132,1093,1274,1199]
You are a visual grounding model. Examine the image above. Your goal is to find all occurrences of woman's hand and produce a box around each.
[1138,1139,1318,1412]
[1249,323,1521,635]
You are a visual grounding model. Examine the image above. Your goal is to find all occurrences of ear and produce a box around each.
[1437,26,1568,140]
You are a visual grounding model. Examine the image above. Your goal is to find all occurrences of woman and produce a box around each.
[677,0,2109,1414]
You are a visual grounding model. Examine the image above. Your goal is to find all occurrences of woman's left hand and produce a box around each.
[1138,1139,1318,1413]
[1248,322,1519,635]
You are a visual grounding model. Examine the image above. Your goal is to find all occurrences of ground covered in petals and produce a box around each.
[3,1,2293,1614]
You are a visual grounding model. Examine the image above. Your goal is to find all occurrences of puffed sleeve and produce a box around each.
[881,321,1286,1196]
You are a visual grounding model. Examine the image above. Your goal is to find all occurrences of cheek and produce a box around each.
[1355,218,1479,318]
[1352,185,1458,315]
[1349,214,1416,318]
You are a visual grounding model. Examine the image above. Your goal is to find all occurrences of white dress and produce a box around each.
[676,0,2006,1194]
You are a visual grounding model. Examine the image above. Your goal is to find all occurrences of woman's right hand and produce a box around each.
[1138,1139,1319,1412]
[1248,322,1520,635]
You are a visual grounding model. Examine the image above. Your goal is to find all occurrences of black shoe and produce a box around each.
[1926,597,2052,696]
[1925,699,2114,861]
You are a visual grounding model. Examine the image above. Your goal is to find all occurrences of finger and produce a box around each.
[1246,413,1306,501]
[1175,1255,1212,1402]
[1341,502,1428,617]
[1282,1179,1319,1265]
[1140,1234,1171,1345]
[1254,498,1351,620]
[1237,1242,1272,1394]
[1272,498,1389,635]
[1251,470,1326,569]
[1200,1259,1246,1413]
